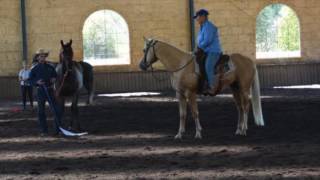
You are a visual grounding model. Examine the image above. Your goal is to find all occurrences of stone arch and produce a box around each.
[82,10,130,66]
[256,3,301,59]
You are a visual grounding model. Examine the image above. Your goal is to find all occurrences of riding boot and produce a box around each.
[207,85,221,96]
[204,76,222,96]
[201,81,210,96]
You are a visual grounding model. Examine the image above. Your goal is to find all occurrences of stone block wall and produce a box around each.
[1,0,320,76]
[26,0,190,74]
[0,0,22,76]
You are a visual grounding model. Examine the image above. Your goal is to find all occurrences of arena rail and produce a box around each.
[1,62,319,99]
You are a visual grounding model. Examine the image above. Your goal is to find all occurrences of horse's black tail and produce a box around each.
[79,61,95,104]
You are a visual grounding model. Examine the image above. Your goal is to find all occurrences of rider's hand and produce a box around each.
[195,47,206,60]
[196,47,204,54]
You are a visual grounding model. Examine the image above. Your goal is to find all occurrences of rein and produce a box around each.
[144,40,195,82]
[166,56,194,73]
[55,70,69,97]
[149,56,195,82]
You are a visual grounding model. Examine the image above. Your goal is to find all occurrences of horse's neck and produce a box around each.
[156,41,193,71]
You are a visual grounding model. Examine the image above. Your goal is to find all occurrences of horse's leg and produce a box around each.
[58,97,66,128]
[71,93,80,131]
[231,83,245,135]
[81,62,94,105]
[83,73,94,105]
[188,93,202,139]
[174,92,187,139]
[234,90,250,136]
[242,91,250,133]
[87,80,94,105]
[233,93,243,135]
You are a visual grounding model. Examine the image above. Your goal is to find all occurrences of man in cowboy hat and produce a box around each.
[194,9,222,95]
[30,48,61,136]
[31,48,49,65]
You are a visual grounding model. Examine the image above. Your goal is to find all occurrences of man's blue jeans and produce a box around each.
[37,87,61,134]
[205,52,221,88]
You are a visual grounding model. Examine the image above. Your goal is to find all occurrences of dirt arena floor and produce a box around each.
[0,88,320,179]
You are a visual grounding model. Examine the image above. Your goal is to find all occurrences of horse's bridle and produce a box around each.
[56,50,73,97]
[142,39,159,68]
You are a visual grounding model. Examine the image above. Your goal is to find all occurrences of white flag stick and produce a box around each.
[59,127,88,137]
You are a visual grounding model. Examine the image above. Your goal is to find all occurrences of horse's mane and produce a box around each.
[154,39,193,55]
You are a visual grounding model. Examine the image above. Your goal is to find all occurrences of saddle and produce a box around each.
[195,48,231,95]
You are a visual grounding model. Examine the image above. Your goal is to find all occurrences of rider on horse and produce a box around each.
[194,9,223,95]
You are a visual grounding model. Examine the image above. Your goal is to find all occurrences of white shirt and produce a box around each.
[18,69,31,86]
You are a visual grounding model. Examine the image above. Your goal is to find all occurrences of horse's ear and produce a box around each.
[69,39,72,46]
[60,40,64,46]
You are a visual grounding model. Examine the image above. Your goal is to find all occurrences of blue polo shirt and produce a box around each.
[30,62,57,87]
[197,20,222,53]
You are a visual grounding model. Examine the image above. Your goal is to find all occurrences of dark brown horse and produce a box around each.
[55,40,94,131]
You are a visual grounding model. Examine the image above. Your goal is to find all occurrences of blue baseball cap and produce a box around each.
[193,9,209,19]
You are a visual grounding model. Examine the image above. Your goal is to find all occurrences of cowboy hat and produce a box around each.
[35,48,50,56]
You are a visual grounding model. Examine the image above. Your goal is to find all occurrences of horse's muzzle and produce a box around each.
[139,61,148,71]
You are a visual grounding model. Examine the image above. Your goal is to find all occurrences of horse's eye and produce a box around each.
[143,49,146,53]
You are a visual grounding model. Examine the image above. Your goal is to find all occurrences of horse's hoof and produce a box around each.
[174,134,182,139]
[235,129,246,136]
[86,100,93,105]
[235,129,241,135]
[195,133,202,139]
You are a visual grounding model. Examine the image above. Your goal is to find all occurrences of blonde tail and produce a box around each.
[251,67,265,126]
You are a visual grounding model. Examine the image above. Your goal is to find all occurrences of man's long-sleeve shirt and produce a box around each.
[30,63,57,87]
[197,20,222,53]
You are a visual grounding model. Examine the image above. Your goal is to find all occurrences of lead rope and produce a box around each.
[55,71,68,97]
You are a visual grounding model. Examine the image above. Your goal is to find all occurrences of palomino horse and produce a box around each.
[139,38,264,139]
[55,40,94,131]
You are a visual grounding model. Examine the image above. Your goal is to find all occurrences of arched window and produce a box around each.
[256,4,300,59]
[83,10,130,66]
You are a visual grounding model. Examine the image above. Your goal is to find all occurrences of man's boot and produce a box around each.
[204,76,222,96]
